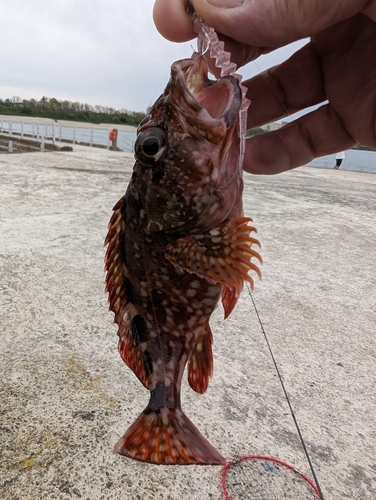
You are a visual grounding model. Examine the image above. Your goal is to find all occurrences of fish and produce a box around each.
[104,52,262,465]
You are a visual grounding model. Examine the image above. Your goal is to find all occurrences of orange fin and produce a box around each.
[117,319,152,390]
[221,281,244,319]
[115,407,225,465]
[105,197,151,389]
[166,217,262,289]
[105,197,128,320]
[188,324,213,394]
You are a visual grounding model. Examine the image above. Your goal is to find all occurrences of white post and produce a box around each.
[73,126,76,144]
[45,124,47,138]
[40,137,45,152]
[8,141,13,153]
[36,123,39,139]
[9,121,12,135]
[90,128,93,147]
[59,125,62,141]
[21,121,24,138]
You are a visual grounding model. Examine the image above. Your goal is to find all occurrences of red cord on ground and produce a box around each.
[221,455,322,499]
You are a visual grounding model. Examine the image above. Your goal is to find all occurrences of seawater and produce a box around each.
[309,149,376,174]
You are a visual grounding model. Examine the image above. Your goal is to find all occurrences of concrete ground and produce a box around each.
[0,147,375,500]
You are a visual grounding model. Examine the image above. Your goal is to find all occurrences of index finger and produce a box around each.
[245,42,325,129]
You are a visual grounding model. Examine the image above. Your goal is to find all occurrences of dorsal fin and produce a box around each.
[105,197,128,320]
[104,197,151,389]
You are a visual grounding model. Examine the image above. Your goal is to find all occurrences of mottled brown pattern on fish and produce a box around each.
[105,54,261,465]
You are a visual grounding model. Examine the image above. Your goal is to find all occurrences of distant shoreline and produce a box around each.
[353,144,376,152]
[0,114,137,133]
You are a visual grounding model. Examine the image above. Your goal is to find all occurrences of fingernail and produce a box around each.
[206,0,243,7]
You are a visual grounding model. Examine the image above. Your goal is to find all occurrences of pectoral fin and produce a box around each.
[166,217,262,292]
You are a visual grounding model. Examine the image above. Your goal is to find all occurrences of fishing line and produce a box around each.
[245,283,325,500]
[236,31,323,494]
[250,57,292,119]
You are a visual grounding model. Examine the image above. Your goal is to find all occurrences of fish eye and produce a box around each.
[135,128,166,164]
[142,137,160,157]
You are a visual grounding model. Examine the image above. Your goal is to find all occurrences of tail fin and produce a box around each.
[114,407,225,465]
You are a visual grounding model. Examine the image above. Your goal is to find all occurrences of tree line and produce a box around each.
[0,96,145,126]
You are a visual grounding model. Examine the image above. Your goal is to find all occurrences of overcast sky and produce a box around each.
[0,0,308,114]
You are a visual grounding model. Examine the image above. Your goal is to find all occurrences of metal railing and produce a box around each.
[0,119,136,153]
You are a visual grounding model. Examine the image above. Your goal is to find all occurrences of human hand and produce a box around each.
[153,0,376,174]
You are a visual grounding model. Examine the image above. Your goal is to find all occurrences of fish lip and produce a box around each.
[170,53,242,129]
[171,55,208,112]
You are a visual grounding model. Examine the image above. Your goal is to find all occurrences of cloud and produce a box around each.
[0,0,309,114]
[0,0,192,111]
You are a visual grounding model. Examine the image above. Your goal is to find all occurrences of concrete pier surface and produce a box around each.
[1,148,375,499]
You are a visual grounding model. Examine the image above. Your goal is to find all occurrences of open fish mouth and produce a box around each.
[170,54,242,132]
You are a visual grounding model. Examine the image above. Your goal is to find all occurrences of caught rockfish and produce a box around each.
[105,49,261,465]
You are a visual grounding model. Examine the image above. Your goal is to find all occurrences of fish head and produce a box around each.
[132,53,244,234]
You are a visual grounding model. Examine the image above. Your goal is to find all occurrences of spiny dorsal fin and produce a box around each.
[104,197,151,389]
[105,197,128,320]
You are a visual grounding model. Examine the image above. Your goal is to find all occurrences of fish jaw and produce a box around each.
[170,54,241,139]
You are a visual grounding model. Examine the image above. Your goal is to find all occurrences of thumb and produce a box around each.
[193,0,365,47]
